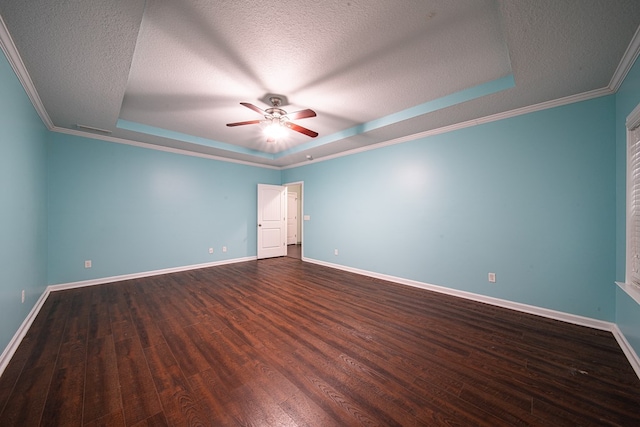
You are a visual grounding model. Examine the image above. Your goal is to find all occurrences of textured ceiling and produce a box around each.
[1,0,639,168]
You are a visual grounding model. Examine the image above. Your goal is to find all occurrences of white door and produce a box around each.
[287,192,298,245]
[257,184,287,259]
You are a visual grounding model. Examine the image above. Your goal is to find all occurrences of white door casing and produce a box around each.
[257,184,287,259]
[287,192,298,245]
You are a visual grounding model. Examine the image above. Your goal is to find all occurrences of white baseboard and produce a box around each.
[612,324,640,379]
[48,256,257,292]
[0,256,256,377]
[0,287,51,377]
[303,257,640,379]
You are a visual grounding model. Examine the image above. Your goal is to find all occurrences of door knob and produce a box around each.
[258,224,262,227]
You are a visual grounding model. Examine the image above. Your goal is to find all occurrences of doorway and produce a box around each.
[284,182,303,259]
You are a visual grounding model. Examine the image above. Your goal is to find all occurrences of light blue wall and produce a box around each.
[47,133,280,284]
[615,54,640,355]
[284,96,616,321]
[0,50,48,352]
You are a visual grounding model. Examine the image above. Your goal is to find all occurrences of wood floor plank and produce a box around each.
[279,390,343,427]
[142,341,210,426]
[156,321,211,378]
[225,380,298,426]
[0,364,54,426]
[88,288,112,341]
[125,290,165,349]
[187,368,243,426]
[129,412,169,427]
[107,285,137,343]
[83,336,122,425]
[40,365,85,426]
[114,337,163,426]
[83,410,126,427]
[61,290,90,345]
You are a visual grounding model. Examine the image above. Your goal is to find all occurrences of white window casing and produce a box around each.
[624,102,640,302]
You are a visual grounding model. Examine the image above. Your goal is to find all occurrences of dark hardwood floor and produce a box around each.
[0,257,639,426]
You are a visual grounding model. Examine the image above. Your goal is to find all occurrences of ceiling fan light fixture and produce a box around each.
[227,96,318,140]
[263,120,287,141]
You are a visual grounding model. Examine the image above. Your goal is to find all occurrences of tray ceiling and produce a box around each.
[1,0,639,167]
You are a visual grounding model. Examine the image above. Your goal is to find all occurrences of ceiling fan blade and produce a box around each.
[286,109,316,120]
[240,102,267,116]
[226,119,263,127]
[285,122,318,138]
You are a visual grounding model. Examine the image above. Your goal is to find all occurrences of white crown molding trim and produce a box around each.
[52,127,281,170]
[284,88,613,169]
[0,287,50,378]
[48,256,257,292]
[0,14,53,129]
[302,256,640,380]
[611,324,640,379]
[610,23,640,92]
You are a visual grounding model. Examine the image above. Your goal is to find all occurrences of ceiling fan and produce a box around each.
[226,95,318,141]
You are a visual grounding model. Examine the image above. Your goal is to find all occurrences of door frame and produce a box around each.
[284,181,304,259]
[286,191,298,245]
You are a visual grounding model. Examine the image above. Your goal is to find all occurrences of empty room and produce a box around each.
[1,0,640,425]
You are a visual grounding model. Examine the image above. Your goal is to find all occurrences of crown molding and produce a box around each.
[610,23,640,92]
[0,14,53,129]
[52,127,281,170]
[283,87,613,169]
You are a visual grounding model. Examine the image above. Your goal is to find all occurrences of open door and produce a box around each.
[257,184,287,259]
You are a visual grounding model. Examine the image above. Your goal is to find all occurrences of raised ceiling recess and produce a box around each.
[0,0,639,167]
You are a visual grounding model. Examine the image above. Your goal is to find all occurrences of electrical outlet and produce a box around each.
[488,272,496,283]
[222,246,227,253]
[85,260,92,268]
[21,290,25,303]
[334,249,339,256]
[209,248,214,254]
